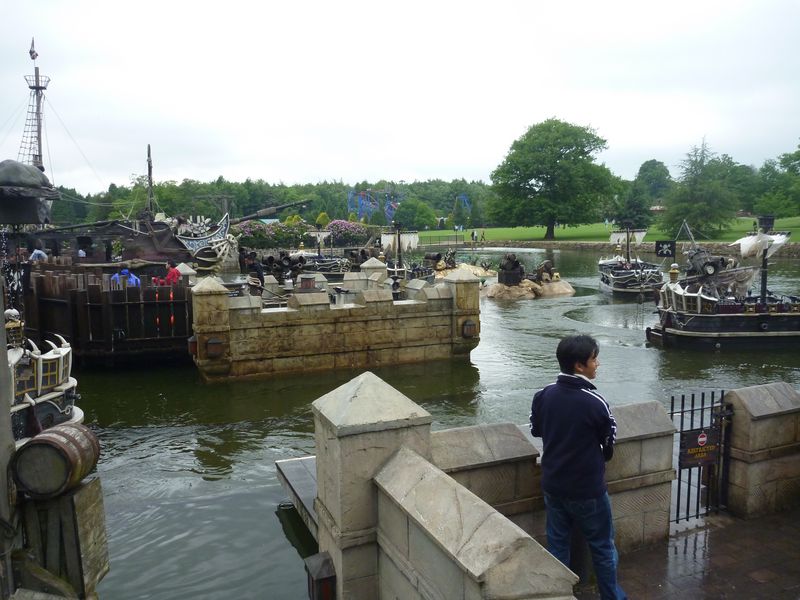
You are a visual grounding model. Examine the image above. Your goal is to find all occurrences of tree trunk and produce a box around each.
[544,222,556,240]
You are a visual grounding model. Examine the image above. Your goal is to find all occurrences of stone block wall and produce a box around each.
[724,382,800,517]
[431,423,541,516]
[375,447,577,600]
[191,268,480,381]
[431,404,676,555]
[605,402,676,552]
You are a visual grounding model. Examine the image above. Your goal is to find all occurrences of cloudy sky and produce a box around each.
[1,1,799,196]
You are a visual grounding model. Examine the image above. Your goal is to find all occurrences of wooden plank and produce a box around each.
[100,290,113,353]
[22,503,44,566]
[44,503,60,574]
[73,291,89,350]
[11,589,73,599]
[142,287,158,338]
[59,495,82,593]
[86,284,103,343]
[126,286,144,339]
[68,478,109,595]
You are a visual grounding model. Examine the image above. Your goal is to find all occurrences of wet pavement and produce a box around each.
[574,507,800,599]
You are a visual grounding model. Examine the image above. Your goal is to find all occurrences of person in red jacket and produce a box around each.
[164,260,181,285]
[153,260,181,285]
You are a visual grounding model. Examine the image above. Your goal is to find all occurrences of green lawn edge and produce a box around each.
[418,217,800,243]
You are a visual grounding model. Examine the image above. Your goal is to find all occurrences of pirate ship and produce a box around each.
[598,225,664,295]
[645,216,800,349]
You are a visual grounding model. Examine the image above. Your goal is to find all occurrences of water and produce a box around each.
[82,247,800,599]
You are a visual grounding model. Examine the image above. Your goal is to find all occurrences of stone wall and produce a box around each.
[307,372,679,598]
[191,267,480,381]
[375,447,576,600]
[724,382,800,517]
[430,404,676,555]
[311,372,576,599]
[431,423,541,517]
[606,402,676,551]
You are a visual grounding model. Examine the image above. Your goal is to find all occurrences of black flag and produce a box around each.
[655,240,676,258]
[29,38,38,60]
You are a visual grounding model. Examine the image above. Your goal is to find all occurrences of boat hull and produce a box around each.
[646,309,800,348]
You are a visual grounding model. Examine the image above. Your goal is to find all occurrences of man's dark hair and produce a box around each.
[556,334,599,374]
[168,260,177,268]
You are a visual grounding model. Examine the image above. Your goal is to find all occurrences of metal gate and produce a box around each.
[669,390,733,522]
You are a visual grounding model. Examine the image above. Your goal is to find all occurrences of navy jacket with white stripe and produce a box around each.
[530,373,617,500]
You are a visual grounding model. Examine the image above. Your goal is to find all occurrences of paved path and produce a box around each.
[575,507,800,599]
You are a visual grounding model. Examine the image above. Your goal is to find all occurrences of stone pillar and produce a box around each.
[312,372,433,599]
[725,382,800,517]
[190,276,232,379]
[358,257,388,282]
[443,268,480,355]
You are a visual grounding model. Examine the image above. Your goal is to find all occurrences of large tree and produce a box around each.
[490,118,615,239]
[393,198,437,230]
[635,159,673,203]
[755,143,800,217]
[659,141,738,237]
[607,179,653,229]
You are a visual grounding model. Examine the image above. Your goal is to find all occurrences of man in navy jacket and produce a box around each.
[530,334,626,600]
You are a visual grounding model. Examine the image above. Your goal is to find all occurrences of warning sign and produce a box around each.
[679,427,720,468]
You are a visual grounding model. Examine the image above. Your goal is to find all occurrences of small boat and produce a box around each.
[6,313,82,448]
[598,227,663,295]
[646,216,800,349]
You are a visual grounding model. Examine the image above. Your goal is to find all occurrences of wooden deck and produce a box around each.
[275,455,318,540]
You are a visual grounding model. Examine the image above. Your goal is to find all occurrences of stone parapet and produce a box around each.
[724,382,800,517]
[431,423,540,516]
[375,447,577,600]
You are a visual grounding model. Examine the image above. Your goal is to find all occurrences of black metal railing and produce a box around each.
[669,390,732,522]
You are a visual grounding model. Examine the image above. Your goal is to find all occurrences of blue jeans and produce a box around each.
[544,491,627,600]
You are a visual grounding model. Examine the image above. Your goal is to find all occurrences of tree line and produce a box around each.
[51,119,800,240]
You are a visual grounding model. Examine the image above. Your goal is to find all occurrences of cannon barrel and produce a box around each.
[424,252,442,262]
[230,199,307,225]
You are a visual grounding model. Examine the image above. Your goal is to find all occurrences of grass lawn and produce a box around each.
[418,217,800,243]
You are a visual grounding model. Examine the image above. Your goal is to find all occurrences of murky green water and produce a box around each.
[81,247,800,599]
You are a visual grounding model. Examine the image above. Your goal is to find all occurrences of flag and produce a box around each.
[655,240,676,258]
[29,38,38,60]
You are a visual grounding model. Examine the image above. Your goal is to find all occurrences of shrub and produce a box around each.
[327,220,370,246]
[232,220,311,249]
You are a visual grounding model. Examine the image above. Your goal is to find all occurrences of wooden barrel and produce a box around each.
[12,423,100,500]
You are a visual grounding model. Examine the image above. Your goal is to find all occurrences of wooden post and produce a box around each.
[0,280,19,596]
[20,478,110,598]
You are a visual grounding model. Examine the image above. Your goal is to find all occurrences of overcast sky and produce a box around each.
[2,1,799,196]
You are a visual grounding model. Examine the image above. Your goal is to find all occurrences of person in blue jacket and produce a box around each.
[111,268,141,287]
[530,334,626,600]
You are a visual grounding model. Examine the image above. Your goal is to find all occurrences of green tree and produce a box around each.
[393,198,437,230]
[607,179,653,229]
[755,144,800,217]
[659,141,738,237]
[316,212,331,228]
[451,195,467,228]
[635,160,673,203]
[490,118,615,239]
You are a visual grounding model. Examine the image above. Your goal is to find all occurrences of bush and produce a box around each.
[327,220,370,246]
[232,220,311,249]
